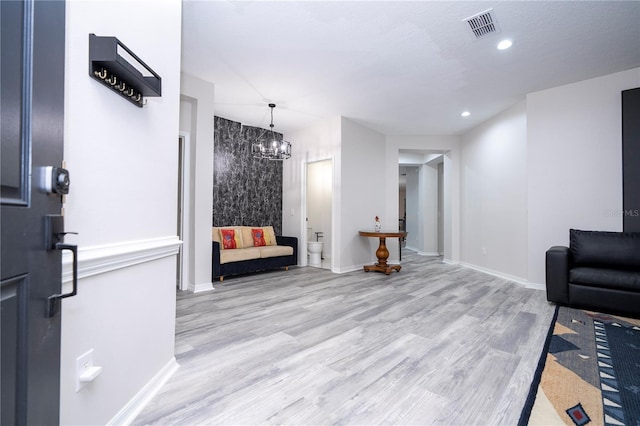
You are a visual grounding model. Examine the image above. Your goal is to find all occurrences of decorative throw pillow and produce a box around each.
[220,228,238,250]
[262,226,277,246]
[251,228,266,246]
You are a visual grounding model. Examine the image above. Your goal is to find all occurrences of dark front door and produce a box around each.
[1,0,67,424]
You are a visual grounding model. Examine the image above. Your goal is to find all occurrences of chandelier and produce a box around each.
[251,103,292,160]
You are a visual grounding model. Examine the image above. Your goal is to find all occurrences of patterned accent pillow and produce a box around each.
[220,228,239,250]
[251,228,267,246]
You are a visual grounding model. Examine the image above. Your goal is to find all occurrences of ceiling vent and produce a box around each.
[463,8,501,40]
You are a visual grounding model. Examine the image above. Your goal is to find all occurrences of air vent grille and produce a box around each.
[463,9,501,39]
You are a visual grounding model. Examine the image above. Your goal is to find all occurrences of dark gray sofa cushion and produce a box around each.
[570,229,640,270]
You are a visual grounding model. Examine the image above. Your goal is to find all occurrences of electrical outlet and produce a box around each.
[482,247,487,255]
[76,349,103,392]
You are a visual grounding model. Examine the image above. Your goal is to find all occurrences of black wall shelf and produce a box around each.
[89,33,161,108]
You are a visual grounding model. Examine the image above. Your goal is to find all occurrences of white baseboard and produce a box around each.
[417,251,440,256]
[189,281,215,293]
[458,261,544,290]
[350,255,543,290]
[107,357,179,426]
[334,265,363,274]
[523,281,546,291]
[405,247,441,257]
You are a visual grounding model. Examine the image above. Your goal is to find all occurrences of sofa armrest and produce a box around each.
[276,236,298,264]
[546,246,570,304]
[212,241,221,278]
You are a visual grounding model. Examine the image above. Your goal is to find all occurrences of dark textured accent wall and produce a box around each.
[213,116,283,235]
[622,88,640,232]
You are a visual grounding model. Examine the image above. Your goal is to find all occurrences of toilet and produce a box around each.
[307,241,324,267]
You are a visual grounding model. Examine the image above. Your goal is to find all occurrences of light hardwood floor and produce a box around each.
[133,251,555,425]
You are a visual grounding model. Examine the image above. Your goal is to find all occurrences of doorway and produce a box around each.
[176,132,191,291]
[399,151,444,256]
[305,159,333,270]
[176,136,185,289]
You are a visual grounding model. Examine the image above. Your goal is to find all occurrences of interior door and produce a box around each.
[1,0,67,424]
[176,136,185,289]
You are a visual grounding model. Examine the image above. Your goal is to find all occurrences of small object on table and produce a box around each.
[359,230,407,275]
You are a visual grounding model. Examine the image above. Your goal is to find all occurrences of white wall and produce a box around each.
[339,118,387,270]
[291,122,462,272]
[61,0,182,424]
[443,150,461,263]
[419,163,439,255]
[400,155,440,255]
[385,135,461,263]
[179,73,215,292]
[404,167,419,250]
[459,101,528,282]
[399,186,406,220]
[527,67,640,285]
[307,160,333,262]
[284,116,341,267]
[284,116,388,272]
[438,162,444,254]
[178,97,194,290]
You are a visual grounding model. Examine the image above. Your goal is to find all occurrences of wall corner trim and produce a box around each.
[107,357,179,426]
[62,236,182,284]
[188,281,215,293]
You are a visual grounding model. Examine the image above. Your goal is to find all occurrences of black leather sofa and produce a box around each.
[546,229,640,318]
[212,236,297,281]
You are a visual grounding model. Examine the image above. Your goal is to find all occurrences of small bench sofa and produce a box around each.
[546,229,640,318]
[212,226,297,281]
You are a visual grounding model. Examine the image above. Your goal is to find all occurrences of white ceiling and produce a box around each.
[181,1,640,137]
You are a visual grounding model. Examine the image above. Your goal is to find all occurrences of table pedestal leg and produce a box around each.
[363,237,402,275]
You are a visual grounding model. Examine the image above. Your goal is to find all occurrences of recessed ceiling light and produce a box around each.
[497,39,512,50]
[461,111,471,117]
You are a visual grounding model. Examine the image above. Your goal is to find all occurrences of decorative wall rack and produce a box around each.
[88,34,161,108]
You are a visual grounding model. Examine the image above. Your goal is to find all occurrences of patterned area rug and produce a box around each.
[520,306,640,426]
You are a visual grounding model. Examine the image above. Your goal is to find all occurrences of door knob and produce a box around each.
[47,243,77,317]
